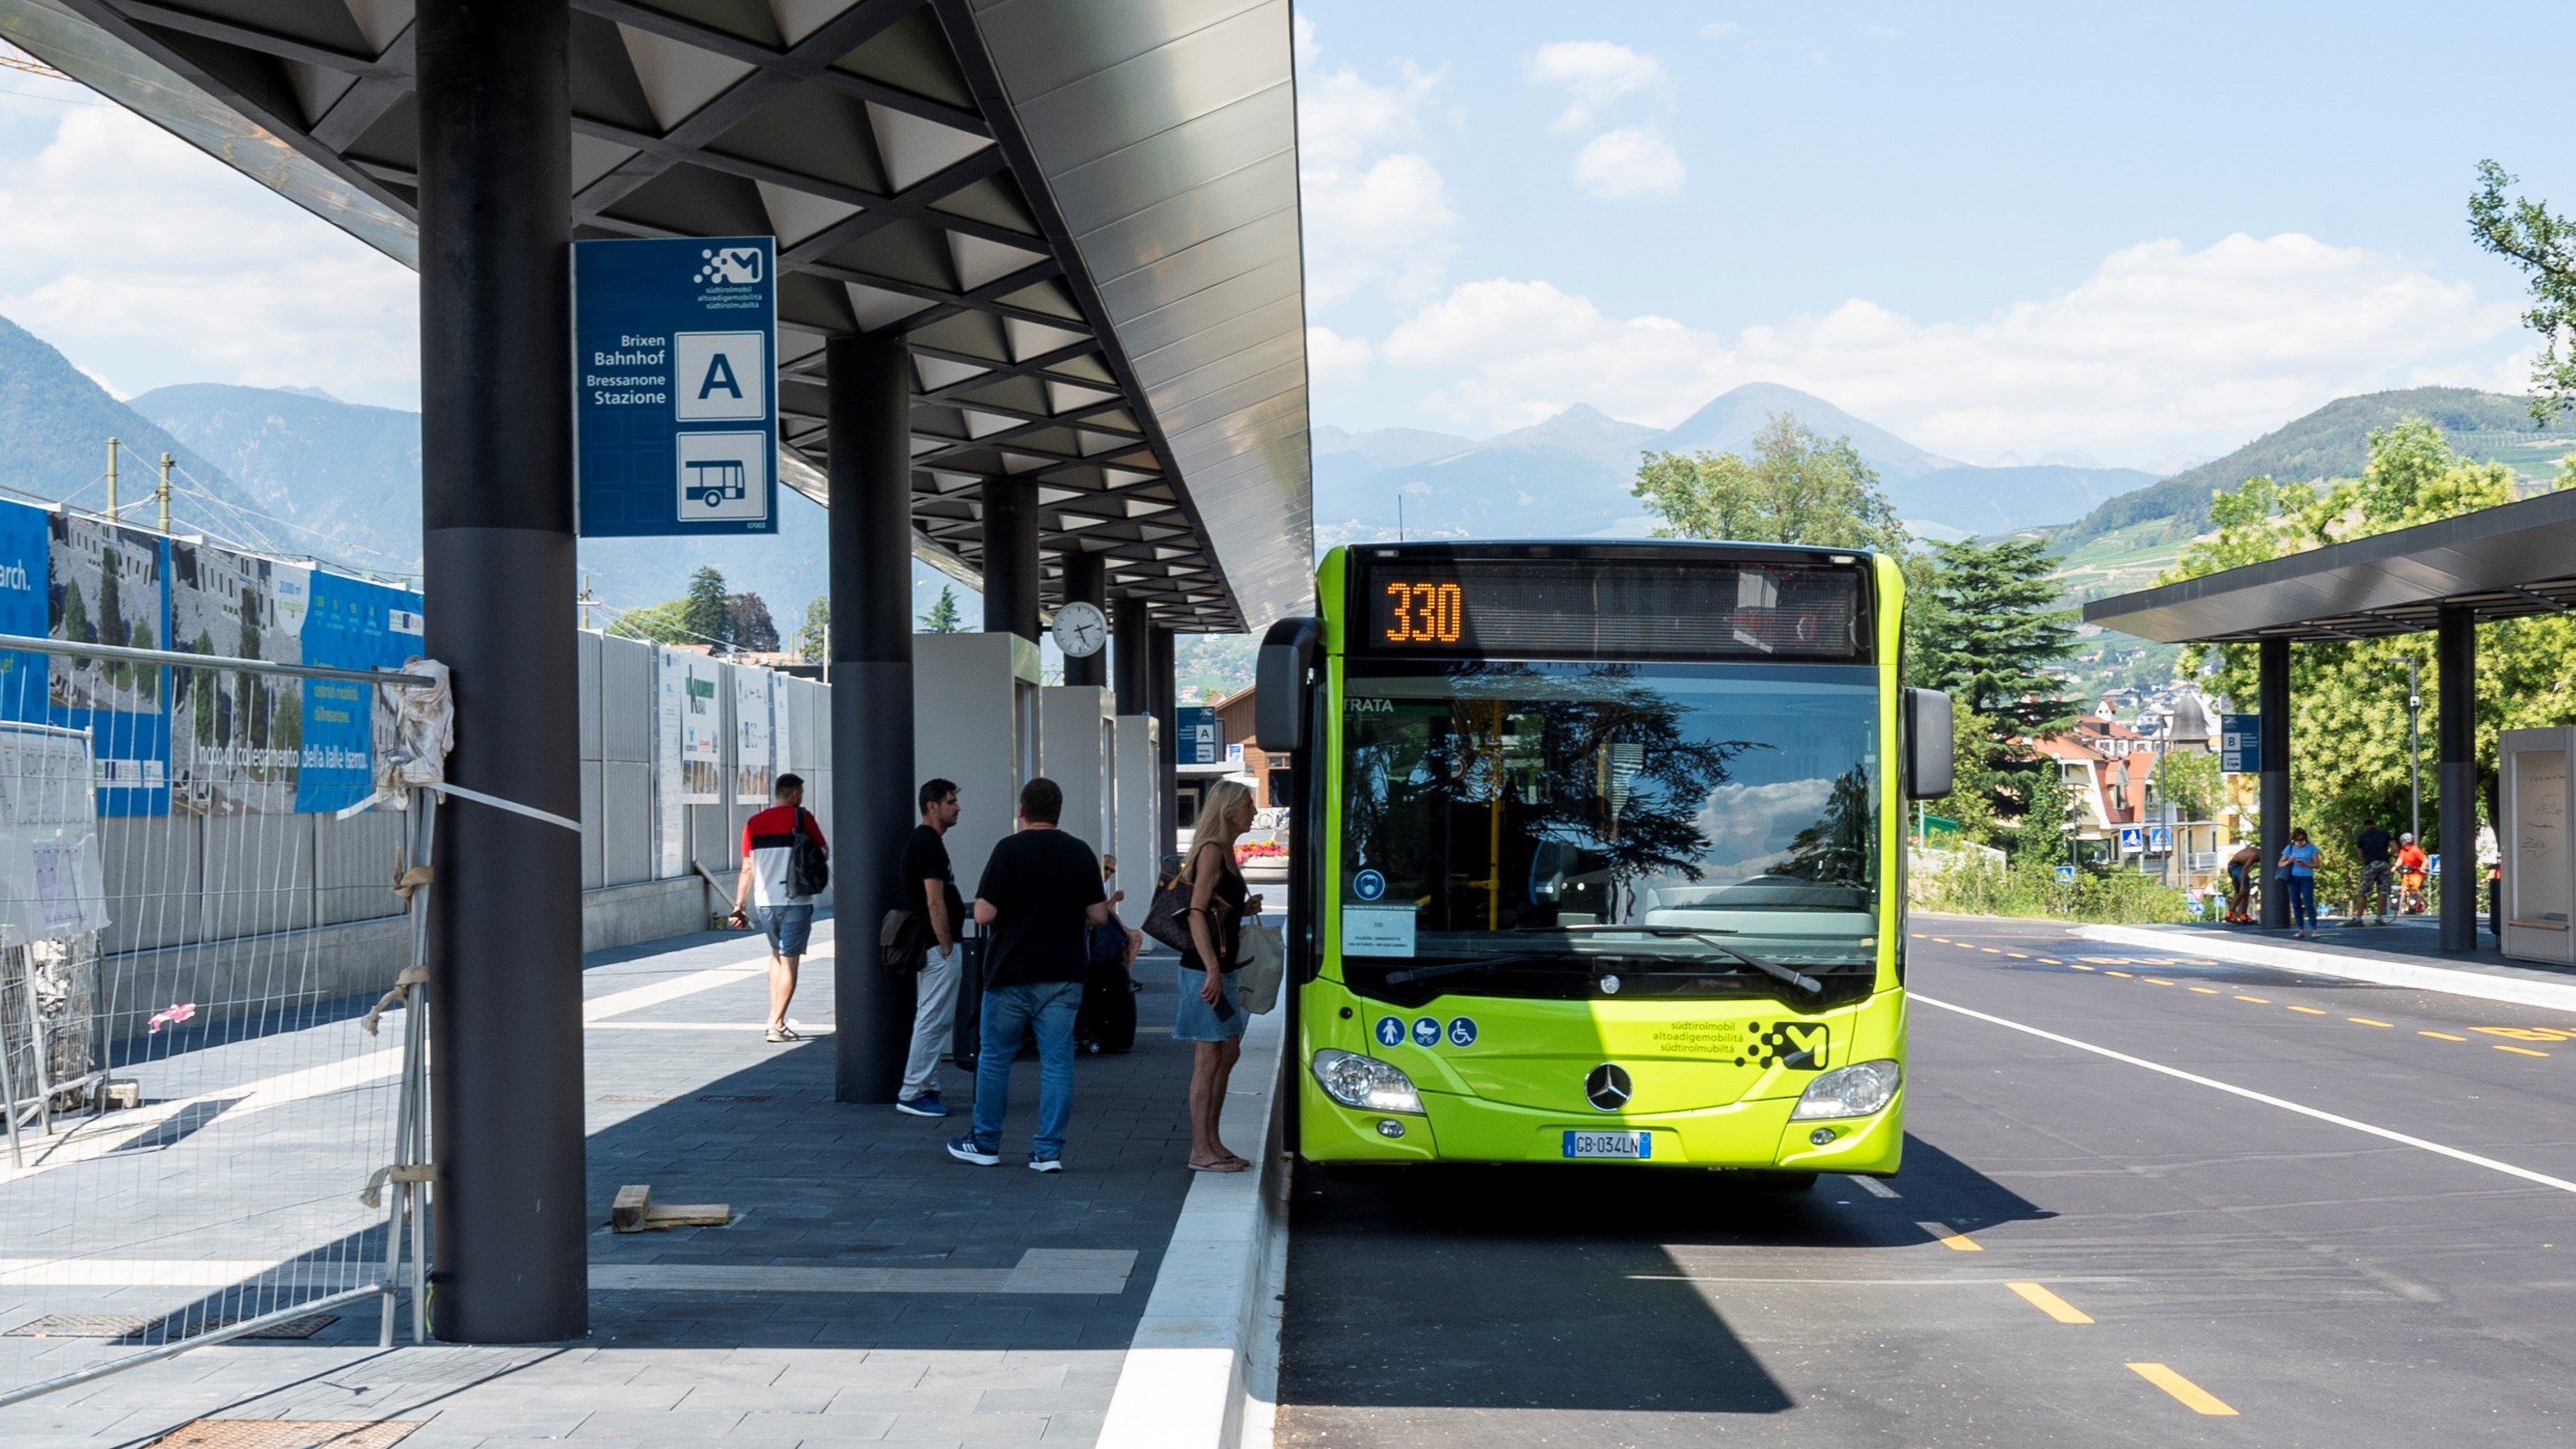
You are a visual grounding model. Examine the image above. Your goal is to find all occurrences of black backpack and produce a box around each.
[787,809,830,897]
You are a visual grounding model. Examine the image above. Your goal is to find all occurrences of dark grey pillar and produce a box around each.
[417,0,584,1345]
[1152,626,1178,858]
[981,479,1039,641]
[1061,551,1107,688]
[2257,636,2290,931]
[1113,594,1152,715]
[827,333,915,1102]
[2438,608,2477,951]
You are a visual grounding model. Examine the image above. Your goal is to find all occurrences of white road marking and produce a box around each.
[1848,1175,1900,1199]
[1632,1274,2137,1286]
[1914,991,2576,1195]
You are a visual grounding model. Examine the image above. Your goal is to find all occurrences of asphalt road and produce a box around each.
[1277,916,2576,1447]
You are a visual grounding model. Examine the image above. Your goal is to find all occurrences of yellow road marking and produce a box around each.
[1919,1222,1982,1251]
[2477,1025,2576,1042]
[2419,1030,2467,1042]
[2288,1005,2327,1016]
[1910,933,1927,939]
[2106,970,2134,979]
[2143,977,2177,986]
[2235,994,2270,1003]
[2037,956,2064,965]
[1982,947,2003,954]
[2496,1044,2551,1058]
[2005,1282,2093,1324]
[2129,1362,2237,1416]
[1931,937,1952,944]
[2067,963,2095,971]
[2348,1017,2394,1028]
[2189,986,2221,994]
[2006,951,2029,958]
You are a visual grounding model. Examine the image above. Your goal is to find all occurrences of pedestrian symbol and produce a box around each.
[2055,864,2077,884]
[1447,1017,1478,1047]
[1375,1016,1405,1048]
[1411,1016,1441,1048]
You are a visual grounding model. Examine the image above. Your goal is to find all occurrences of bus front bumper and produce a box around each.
[1299,1075,1905,1174]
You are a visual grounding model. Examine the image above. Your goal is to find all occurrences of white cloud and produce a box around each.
[1296,34,1460,306]
[1305,324,1373,385]
[0,104,418,409]
[1292,12,1318,66]
[1522,41,1669,133]
[1698,21,1740,40]
[1574,126,1685,200]
[1377,234,2525,459]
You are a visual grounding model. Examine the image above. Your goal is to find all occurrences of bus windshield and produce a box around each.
[1339,660,1880,1002]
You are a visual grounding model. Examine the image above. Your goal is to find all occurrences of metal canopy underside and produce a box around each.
[2084,487,2576,644]
[5,0,1315,631]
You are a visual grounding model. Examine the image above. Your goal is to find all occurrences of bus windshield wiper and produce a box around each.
[1561,924,1827,997]
[1381,954,1562,987]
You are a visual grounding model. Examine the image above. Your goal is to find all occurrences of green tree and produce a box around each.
[797,598,829,661]
[919,585,967,634]
[2010,757,2077,873]
[1914,537,2077,736]
[2469,160,2576,422]
[607,598,699,645]
[2154,748,2221,822]
[1632,413,1909,553]
[727,592,779,653]
[680,566,732,649]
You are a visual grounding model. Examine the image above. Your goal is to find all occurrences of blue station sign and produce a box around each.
[573,235,777,537]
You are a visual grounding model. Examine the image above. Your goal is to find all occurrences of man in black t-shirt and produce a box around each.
[2355,819,2395,925]
[896,778,965,1117]
[948,777,1107,1172]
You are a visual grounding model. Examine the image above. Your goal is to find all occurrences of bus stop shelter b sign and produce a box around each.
[574,236,778,536]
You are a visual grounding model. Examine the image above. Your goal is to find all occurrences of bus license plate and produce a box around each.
[1563,1130,1652,1160]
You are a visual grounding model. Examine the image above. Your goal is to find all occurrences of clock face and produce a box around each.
[1053,601,1108,658]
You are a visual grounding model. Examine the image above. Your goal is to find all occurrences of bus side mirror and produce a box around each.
[1255,616,1321,754]
[1906,687,1953,800]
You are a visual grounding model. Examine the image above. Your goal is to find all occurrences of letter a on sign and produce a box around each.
[698,351,744,401]
[675,331,765,420]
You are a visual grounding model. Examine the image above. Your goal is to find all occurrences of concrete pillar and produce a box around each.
[1113,594,1152,717]
[827,332,915,1102]
[1152,625,1178,857]
[981,479,1039,641]
[2257,636,2290,931]
[2438,608,2477,951]
[417,0,585,1344]
[1061,550,1107,688]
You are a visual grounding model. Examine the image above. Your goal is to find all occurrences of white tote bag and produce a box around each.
[1235,917,1286,1014]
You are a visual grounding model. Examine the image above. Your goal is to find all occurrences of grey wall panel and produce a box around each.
[200,813,316,941]
[580,759,605,892]
[603,635,653,762]
[315,809,407,928]
[578,627,603,762]
[100,815,203,955]
[603,760,653,885]
[690,803,736,875]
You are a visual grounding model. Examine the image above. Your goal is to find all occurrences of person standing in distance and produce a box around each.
[728,773,826,1043]
[948,777,1108,1172]
[896,779,964,1117]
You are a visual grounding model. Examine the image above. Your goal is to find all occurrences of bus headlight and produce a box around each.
[1789,1060,1901,1120]
[1313,1048,1424,1115]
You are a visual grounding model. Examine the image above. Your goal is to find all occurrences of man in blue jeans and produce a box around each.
[951,777,1108,1172]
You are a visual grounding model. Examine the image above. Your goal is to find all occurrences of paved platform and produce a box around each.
[2078,912,2576,1015]
[0,918,1216,1447]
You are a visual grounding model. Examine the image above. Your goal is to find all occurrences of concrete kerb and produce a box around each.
[2078,924,2576,1016]
[1095,1002,1290,1449]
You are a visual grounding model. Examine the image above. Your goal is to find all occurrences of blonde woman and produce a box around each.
[1175,778,1262,1172]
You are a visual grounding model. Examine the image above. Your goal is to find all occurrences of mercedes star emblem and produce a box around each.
[1584,1063,1633,1112]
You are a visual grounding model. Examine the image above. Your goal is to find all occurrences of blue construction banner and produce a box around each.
[573,234,778,537]
[44,511,171,817]
[295,571,424,812]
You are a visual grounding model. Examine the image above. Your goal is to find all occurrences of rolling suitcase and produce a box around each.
[1078,957,1137,1054]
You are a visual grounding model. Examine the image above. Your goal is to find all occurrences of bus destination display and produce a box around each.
[1359,554,1867,662]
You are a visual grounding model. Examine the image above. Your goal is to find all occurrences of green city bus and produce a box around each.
[1254,541,1951,1180]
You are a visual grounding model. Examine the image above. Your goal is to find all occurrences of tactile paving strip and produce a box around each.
[142,1421,421,1448]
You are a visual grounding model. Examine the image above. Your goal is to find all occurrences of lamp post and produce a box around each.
[2407,655,2422,846]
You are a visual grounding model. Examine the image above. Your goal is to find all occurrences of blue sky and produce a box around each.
[1,7,2573,475]
[1295,2,2576,465]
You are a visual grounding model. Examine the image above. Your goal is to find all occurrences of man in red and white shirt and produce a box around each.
[729,773,827,1043]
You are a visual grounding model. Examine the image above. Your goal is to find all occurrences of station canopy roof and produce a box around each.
[4,0,1315,632]
[2084,488,2576,644]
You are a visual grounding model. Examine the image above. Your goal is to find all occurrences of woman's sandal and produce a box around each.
[1186,1157,1247,1172]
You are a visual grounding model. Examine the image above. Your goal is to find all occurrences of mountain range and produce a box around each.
[1318,382,2162,540]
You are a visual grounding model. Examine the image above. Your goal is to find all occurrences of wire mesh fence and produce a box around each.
[0,632,433,1407]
